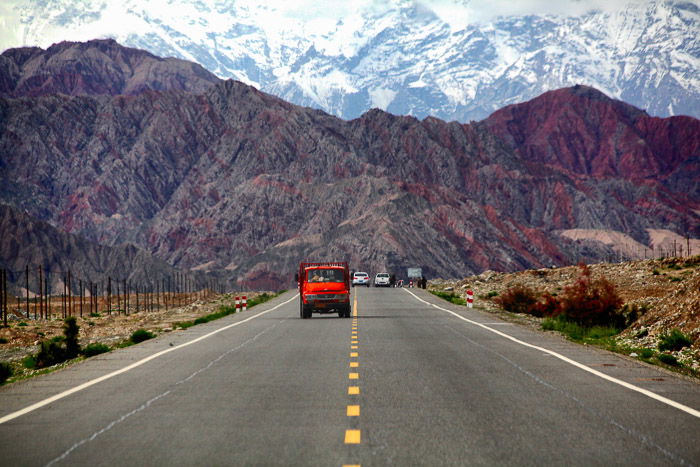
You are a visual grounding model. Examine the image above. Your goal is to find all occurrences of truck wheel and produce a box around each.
[302,306,312,319]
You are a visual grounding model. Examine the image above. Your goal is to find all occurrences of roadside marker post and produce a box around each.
[466,289,474,308]
[242,295,247,312]
[235,296,240,311]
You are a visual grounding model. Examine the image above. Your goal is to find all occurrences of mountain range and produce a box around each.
[1,0,698,122]
[0,204,225,295]
[1,40,698,289]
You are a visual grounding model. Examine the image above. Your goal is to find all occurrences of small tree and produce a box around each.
[64,317,81,359]
[35,317,81,368]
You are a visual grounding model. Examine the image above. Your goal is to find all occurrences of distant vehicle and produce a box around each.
[352,272,370,287]
[297,262,351,319]
[374,272,390,287]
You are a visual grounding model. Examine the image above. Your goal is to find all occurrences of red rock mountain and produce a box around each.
[0,39,219,97]
[0,204,223,294]
[0,41,698,288]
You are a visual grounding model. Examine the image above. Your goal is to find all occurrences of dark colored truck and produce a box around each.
[296,262,351,319]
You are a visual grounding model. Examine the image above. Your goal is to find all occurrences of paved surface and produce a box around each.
[1,288,699,466]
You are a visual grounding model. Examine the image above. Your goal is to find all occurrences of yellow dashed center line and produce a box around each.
[345,429,361,444]
[344,291,361,466]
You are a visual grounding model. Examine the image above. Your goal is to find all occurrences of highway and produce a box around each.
[1,287,699,466]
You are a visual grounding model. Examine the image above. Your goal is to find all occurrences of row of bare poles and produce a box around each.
[0,267,226,326]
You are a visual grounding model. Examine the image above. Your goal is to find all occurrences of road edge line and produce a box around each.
[0,294,299,425]
[404,288,700,419]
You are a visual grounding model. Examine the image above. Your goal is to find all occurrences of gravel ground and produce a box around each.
[0,292,264,376]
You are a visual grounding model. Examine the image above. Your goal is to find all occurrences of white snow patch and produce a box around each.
[369,87,397,110]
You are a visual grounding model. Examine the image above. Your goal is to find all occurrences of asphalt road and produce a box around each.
[1,287,699,466]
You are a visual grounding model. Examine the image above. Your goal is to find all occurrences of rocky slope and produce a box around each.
[0,39,219,97]
[0,204,225,295]
[0,41,698,289]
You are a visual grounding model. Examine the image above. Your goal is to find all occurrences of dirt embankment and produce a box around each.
[429,257,700,372]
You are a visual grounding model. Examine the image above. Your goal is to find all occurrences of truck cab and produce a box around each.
[297,262,351,319]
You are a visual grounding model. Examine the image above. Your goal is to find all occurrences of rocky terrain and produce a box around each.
[0,38,219,96]
[0,40,698,290]
[430,256,700,373]
[0,204,226,292]
[0,291,265,381]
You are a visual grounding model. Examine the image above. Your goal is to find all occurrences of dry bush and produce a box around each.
[530,292,562,318]
[559,263,623,327]
[494,284,538,314]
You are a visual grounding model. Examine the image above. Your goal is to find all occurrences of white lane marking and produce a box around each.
[0,294,299,425]
[404,289,700,419]
[46,319,283,466]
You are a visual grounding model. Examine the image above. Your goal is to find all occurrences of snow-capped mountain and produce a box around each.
[1,0,699,122]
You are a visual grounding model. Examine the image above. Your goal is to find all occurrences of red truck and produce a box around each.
[296,262,351,319]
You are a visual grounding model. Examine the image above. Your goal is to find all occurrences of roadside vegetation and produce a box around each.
[430,262,699,378]
[0,290,285,385]
[428,290,466,306]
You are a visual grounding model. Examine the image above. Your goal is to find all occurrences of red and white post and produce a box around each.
[235,296,241,311]
[242,295,247,312]
[466,289,474,308]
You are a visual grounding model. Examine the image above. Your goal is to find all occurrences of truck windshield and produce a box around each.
[307,269,343,282]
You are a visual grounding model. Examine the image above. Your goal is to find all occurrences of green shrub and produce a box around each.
[559,263,623,327]
[35,338,66,368]
[652,269,660,275]
[494,284,538,314]
[430,290,467,306]
[542,315,619,342]
[0,337,8,344]
[247,292,273,307]
[32,317,82,368]
[18,322,27,327]
[83,343,111,357]
[639,348,654,359]
[63,317,81,359]
[657,353,679,366]
[658,329,693,352]
[22,355,36,369]
[0,361,12,384]
[89,312,101,318]
[130,329,155,344]
[587,325,620,339]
